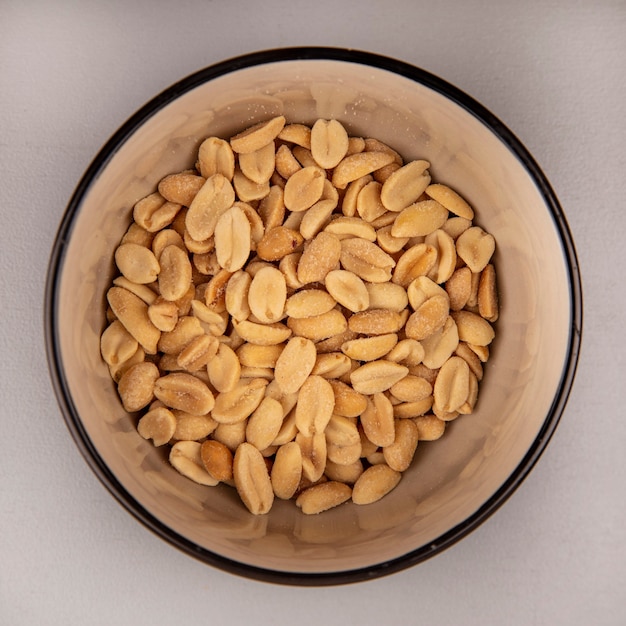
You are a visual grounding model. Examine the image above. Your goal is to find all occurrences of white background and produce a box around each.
[1,1,624,624]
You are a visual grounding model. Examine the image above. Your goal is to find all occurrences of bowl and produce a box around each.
[45,47,582,585]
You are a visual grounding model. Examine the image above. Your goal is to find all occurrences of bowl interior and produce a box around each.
[49,52,576,581]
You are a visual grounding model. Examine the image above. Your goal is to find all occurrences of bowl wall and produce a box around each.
[48,50,579,582]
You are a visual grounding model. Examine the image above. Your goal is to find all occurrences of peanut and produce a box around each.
[102,116,499,516]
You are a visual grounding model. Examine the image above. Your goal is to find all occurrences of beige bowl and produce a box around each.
[45,48,582,585]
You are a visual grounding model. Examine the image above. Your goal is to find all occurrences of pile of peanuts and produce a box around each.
[100,116,498,515]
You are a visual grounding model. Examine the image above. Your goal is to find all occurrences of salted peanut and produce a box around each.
[350,360,409,394]
[224,270,251,322]
[199,439,233,482]
[468,343,489,362]
[324,269,369,313]
[157,244,191,302]
[257,226,304,262]
[177,334,219,371]
[299,198,336,240]
[392,398,433,418]
[325,415,361,455]
[328,380,368,418]
[287,309,346,343]
[341,333,398,362]
[348,309,404,335]
[133,193,182,233]
[111,276,158,306]
[236,343,283,369]
[212,421,247,452]
[339,237,395,283]
[456,226,495,273]
[380,160,431,212]
[296,432,327,482]
[451,310,495,346]
[278,122,312,148]
[170,441,219,486]
[434,356,470,414]
[421,316,460,369]
[352,464,401,505]
[192,251,217,276]
[405,295,449,341]
[332,151,396,189]
[154,372,215,415]
[233,442,274,514]
[235,201,264,250]
[271,441,302,499]
[107,286,161,354]
[283,165,326,212]
[446,266,472,311]
[442,216,472,240]
[341,175,373,217]
[409,363,440,385]
[392,243,438,287]
[457,369,479,415]
[121,222,154,247]
[455,341,484,381]
[346,136,365,155]
[118,362,160,412]
[315,328,358,354]
[246,397,284,450]
[425,183,474,220]
[467,270,481,308]
[324,216,376,242]
[361,393,395,447]
[376,224,409,254]
[191,299,228,336]
[389,375,432,403]
[109,345,145,383]
[425,229,457,284]
[285,289,336,319]
[158,173,205,206]
[100,320,138,367]
[364,282,408,313]
[213,205,251,272]
[274,337,316,394]
[257,185,285,232]
[185,231,215,256]
[294,375,335,436]
[212,378,268,424]
[407,276,448,310]
[197,136,235,180]
[391,200,448,238]
[172,412,217,441]
[185,174,235,241]
[478,263,499,322]
[310,119,349,169]
[207,343,241,393]
[275,144,302,179]
[296,481,352,515]
[324,460,364,487]
[247,266,286,324]
[157,316,203,354]
[293,145,319,168]
[240,366,274,380]
[356,180,387,222]
[230,115,285,154]
[311,352,353,379]
[239,141,275,184]
[383,418,419,472]
[413,415,446,441]
[233,319,292,346]
[137,406,177,446]
[171,283,196,318]
[386,338,425,367]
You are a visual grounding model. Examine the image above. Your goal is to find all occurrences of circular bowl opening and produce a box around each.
[45,47,582,585]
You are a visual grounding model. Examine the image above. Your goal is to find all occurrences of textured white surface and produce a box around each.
[1,1,624,624]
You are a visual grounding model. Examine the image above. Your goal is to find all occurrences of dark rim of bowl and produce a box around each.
[44,46,583,586]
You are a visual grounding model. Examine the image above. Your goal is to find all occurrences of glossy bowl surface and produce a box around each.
[45,47,582,585]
